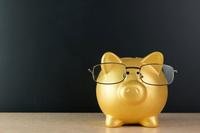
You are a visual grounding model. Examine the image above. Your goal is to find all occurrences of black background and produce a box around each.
[0,0,199,112]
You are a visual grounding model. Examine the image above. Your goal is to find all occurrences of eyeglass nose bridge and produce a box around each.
[125,67,143,79]
[126,66,140,69]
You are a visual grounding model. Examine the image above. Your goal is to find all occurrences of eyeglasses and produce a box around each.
[88,62,178,86]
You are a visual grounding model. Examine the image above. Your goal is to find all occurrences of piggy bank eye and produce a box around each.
[126,71,130,75]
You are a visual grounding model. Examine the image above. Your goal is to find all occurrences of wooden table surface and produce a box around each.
[0,113,199,133]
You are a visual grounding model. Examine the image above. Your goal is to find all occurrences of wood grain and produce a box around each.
[0,113,199,133]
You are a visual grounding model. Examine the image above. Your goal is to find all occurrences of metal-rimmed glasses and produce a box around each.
[88,62,178,86]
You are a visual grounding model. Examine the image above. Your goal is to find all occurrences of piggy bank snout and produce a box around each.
[119,81,147,104]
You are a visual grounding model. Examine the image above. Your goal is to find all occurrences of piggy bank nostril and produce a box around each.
[125,88,138,94]
[125,89,130,93]
[119,82,147,105]
[128,88,140,95]
[135,88,140,94]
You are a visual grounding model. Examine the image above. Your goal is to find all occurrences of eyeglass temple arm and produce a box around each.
[88,68,92,73]
[174,69,178,73]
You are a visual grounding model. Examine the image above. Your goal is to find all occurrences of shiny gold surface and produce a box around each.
[96,52,168,127]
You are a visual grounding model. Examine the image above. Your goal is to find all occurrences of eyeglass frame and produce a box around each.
[88,62,178,86]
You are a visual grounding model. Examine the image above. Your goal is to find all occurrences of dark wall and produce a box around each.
[0,0,199,112]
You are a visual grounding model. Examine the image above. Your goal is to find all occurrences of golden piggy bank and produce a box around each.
[88,51,177,128]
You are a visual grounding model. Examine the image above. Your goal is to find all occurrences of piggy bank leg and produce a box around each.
[105,115,124,127]
[139,116,158,128]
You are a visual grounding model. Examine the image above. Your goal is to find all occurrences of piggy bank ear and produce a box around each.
[141,51,164,74]
[101,52,122,73]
